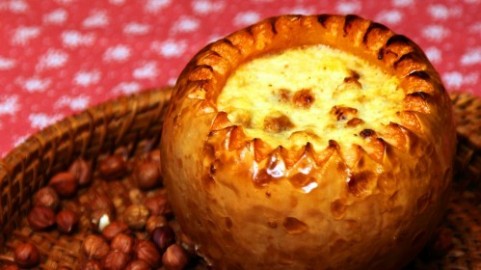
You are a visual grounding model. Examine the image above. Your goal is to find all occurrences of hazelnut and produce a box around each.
[123,204,150,230]
[145,215,167,234]
[27,206,55,231]
[69,158,92,186]
[152,226,176,252]
[91,211,114,232]
[89,192,116,231]
[99,154,128,180]
[81,260,102,270]
[162,244,189,270]
[102,250,130,270]
[111,233,135,254]
[133,161,162,190]
[125,260,151,270]
[83,234,110,260]
[144,192,171,216]
[14,242,40,268]
[33,187,59,210]
[102,221,130,240]
[90,191,115,213]
[112,195,129,209]
[134,240,161,268]
[49,171,78,197]
[56,209,78,234]
[129,189,143,204]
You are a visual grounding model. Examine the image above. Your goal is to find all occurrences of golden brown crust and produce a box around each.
[161,14,456,270]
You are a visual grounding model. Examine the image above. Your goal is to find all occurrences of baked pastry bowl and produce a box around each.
[161,14,456,269]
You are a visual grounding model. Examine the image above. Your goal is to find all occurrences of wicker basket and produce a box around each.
[0,87,172,269]
[452,92,481,189]
[0,87,481,269]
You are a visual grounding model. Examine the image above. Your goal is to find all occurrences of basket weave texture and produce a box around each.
[0,88,480,269]
[452,92,481,189]
[0,88,171,268]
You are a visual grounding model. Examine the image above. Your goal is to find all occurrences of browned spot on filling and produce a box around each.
[277,88,291,102]
[346,117,364,127]
[330,199,347,219]
[330,106,358,121]
[349,69,360,80]
[342,70,362,88]
[344,76,362,85]
[360,128,375,138]
[283,217,308,234]
[264,114,294,133]
[292,89,315,108]
[347,171,374,196]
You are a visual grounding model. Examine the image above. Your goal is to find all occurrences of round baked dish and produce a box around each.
[161,14,456,270]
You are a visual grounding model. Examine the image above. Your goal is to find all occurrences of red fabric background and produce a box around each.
[0,0,480,157]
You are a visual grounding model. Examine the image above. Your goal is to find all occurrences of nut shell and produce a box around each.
[33,187,59,210]
[69,158,92,186]
[99,154,128,180]
[56,209,79,234]
[49,172,78,198]
[14,242,40,268]
[133,160,162,190]
[161,14,456,270]
[27,206,56,231]
[83,234,110,260]
[123,204,150,230]
[102,250,130,270]
[162,244,189,270]
[125,260,151,270]
[111,233,135,254]
[134,240,161,268]
[102,221,130,240]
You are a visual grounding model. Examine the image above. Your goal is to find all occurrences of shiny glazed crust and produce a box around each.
[161,14,456,270]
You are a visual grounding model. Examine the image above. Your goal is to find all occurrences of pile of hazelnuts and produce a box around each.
[4,149,199,270]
